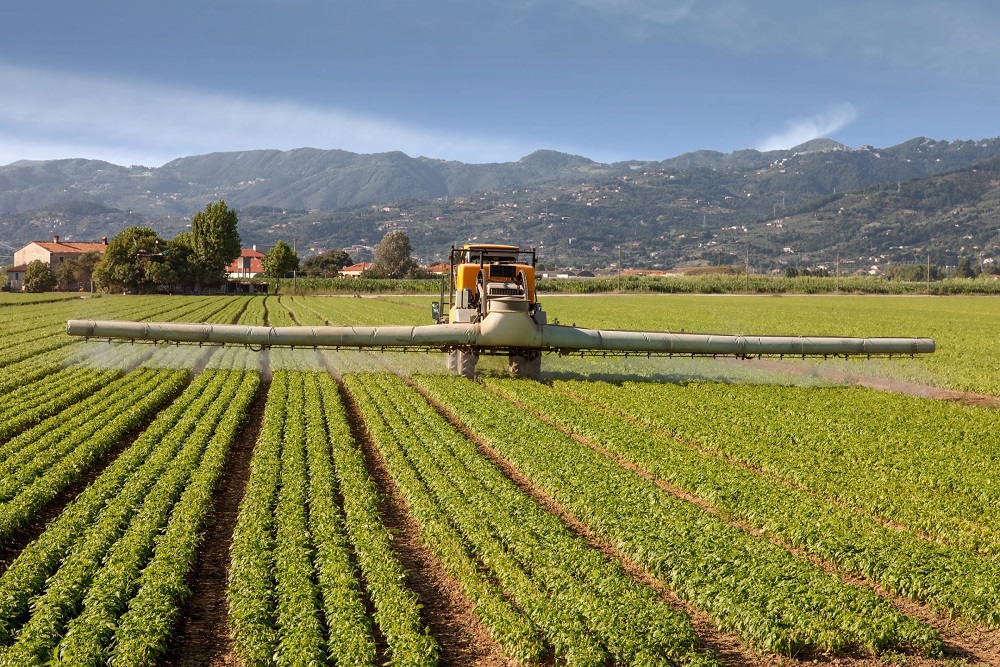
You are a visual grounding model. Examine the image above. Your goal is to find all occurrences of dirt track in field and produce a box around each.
[163,371,268,667]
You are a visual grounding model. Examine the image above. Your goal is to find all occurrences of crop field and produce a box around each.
[0,292,998,666]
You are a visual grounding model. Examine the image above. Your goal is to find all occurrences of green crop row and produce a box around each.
[0,370,231,645]
[0,355,257,664]
[560,379,1000,557]
[229,370,435,667]
[109,364,259,667]
[303,374,376,667]
[488,376,1000,628]
[0,369,188,544]
[415,374,942,659]
[0,367,120,442]
[316,373,438,667]
[346,372,717,667]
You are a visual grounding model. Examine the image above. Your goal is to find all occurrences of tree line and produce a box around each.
[16,204,423,293]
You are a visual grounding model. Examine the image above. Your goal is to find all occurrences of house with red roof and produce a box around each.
[338,262,371,278]
[227,247,266,279]
[14,235,109,272]
[10,235,109,291]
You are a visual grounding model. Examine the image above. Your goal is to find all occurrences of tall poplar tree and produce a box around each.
[191,200,241,285]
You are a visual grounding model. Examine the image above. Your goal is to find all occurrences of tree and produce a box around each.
[56,259,79,291]
[367,230,420,278]
[93,226,166,293]
[74,250,102,291]
[23,260,57,293]
[302,249,352,277]
[955,256,977,279]
[190,200,241,285]
[261,240,300,280]
[784,266,799,278]
[166,232,211,291]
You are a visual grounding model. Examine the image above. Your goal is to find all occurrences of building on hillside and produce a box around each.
[227,247,266,279]
[12,235,109,291]
[339,262,371,278]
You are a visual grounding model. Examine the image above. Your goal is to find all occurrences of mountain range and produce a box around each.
[3,135,1000,270]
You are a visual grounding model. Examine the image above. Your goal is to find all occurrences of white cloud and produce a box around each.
[0,63,538,167]
[755,104,858,151]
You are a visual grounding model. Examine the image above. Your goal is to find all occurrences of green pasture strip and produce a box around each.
[489,377,1000,628]
[415,375,942,659]
[534,275,1000,296]
[562,380,1000,558]
[106,364,258,667]
[349,372,716,667]
[0,369,188,544]
[0,370,229,643]
[317,373,438,666]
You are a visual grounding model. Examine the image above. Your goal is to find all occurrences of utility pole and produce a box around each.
[293,237,298,294]
[617,245,622,293]
[745,247,750,293]
[836,252,841,293]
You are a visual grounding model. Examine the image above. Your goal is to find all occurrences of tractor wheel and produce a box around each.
[446,349,459,373]
[509,353,541,381]
[459,350,478,379]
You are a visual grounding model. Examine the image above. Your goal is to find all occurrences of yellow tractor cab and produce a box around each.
[438,244,544,325]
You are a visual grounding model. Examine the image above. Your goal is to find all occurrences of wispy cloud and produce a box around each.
[0,63,538,167]
[756,104,858,151]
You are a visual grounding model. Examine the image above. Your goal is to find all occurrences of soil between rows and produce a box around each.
[337,375,515,667]
[162,374,269,667]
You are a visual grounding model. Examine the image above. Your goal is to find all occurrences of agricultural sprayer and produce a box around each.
[67,244,935,379]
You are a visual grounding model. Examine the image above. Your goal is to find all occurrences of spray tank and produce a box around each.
[66,244,935,380]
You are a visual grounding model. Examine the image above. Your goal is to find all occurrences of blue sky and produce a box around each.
[1,1,998,167]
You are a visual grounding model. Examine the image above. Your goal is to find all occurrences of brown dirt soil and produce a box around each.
[162,374,269,667]
[337,376,517,667]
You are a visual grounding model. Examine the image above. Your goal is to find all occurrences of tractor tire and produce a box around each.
[446,349,459,373]
[459,350,478,379]
[509,353,542,381]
